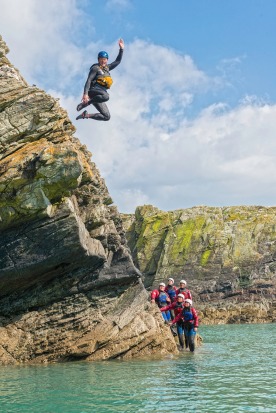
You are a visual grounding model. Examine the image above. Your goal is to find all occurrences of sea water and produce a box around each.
[0,324,275,412]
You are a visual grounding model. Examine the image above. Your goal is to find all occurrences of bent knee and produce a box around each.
[104,113,111,121]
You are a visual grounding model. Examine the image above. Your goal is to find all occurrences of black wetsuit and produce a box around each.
[81,48,123,121]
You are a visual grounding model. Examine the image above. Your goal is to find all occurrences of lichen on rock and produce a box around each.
[122,204,276,323]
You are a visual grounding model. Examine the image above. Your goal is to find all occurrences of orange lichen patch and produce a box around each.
[0,136,94,185]
[1,139,48,168]
[0,139,49,183]
[76,149,94,183]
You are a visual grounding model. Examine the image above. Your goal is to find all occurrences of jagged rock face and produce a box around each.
[121,205,276,323]
[0,36,177,364]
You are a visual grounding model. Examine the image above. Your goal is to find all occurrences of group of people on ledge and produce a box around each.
[150,278,198,352]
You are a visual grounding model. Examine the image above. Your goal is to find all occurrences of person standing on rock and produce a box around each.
[76,38,124,121]
[165,277,178,302]
[165,277,178,318]
[176,279,192,301]
[171,298,198,352]
[151,283,171,322]
[160,293,186,348]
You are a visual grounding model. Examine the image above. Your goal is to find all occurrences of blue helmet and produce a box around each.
[98,51,109,59]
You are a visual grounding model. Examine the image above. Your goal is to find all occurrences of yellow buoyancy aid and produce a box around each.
[96,75,113,89]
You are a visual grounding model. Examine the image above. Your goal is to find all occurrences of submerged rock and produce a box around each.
[0,36,177,364]
[122,205,276,324]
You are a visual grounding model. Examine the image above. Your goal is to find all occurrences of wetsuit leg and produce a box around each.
[86,88,110,121]
[183,327,189,349]
[176,321,184,349]
[90,102,111,121]
[184,326,196,352]
[161,311,168,322]
[88,88,109,103]
[76,89,108,112]
[187,328,196,352]
[161,308,170,322]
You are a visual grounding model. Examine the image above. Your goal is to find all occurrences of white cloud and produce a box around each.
[92,99,276,211]
[114,189,150,212]
[1,1,276,213]
[0,0,92,89]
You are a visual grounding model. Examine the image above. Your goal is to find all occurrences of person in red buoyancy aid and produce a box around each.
[151,283,171,322]
[176,279,192,301]
[160,294,186,346]
[165,277,178,319]
[165,277,178,302]
[171,298,199,352]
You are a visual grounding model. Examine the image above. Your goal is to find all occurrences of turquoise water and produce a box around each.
[0,324,275,412]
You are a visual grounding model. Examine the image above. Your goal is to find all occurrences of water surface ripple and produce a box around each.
[0,324,275,412]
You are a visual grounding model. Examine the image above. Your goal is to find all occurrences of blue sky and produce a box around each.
[1,0,276,212]
[79,0,276,102]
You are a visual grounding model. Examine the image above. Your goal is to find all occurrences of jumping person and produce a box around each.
[151,283,171,322]
[76,38,124,121]
[171,298,198,352]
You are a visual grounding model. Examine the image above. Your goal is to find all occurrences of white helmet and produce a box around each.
[159,282,166,287]
[168,277,174,283]
[180,279,187,285]
[177,294,184,299]
[185,298,193,306]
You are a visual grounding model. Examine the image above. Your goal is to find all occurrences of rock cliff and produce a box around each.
[122,205,276,324]
[0,36,177,364]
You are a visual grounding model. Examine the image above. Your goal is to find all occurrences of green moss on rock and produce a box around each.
[200,249,212,266]
[121,205,276,290]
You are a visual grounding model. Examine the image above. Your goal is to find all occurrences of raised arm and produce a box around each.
[108,38,124,71]
[119,38,124,49]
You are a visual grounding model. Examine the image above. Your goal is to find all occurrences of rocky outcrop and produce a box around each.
[0,36,177,364]
[121,205,276,324]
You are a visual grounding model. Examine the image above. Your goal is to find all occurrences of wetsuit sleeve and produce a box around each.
[192,308,199,328]
[108,48,123,71]
[150,290,159,300]
[83,65,98,95]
